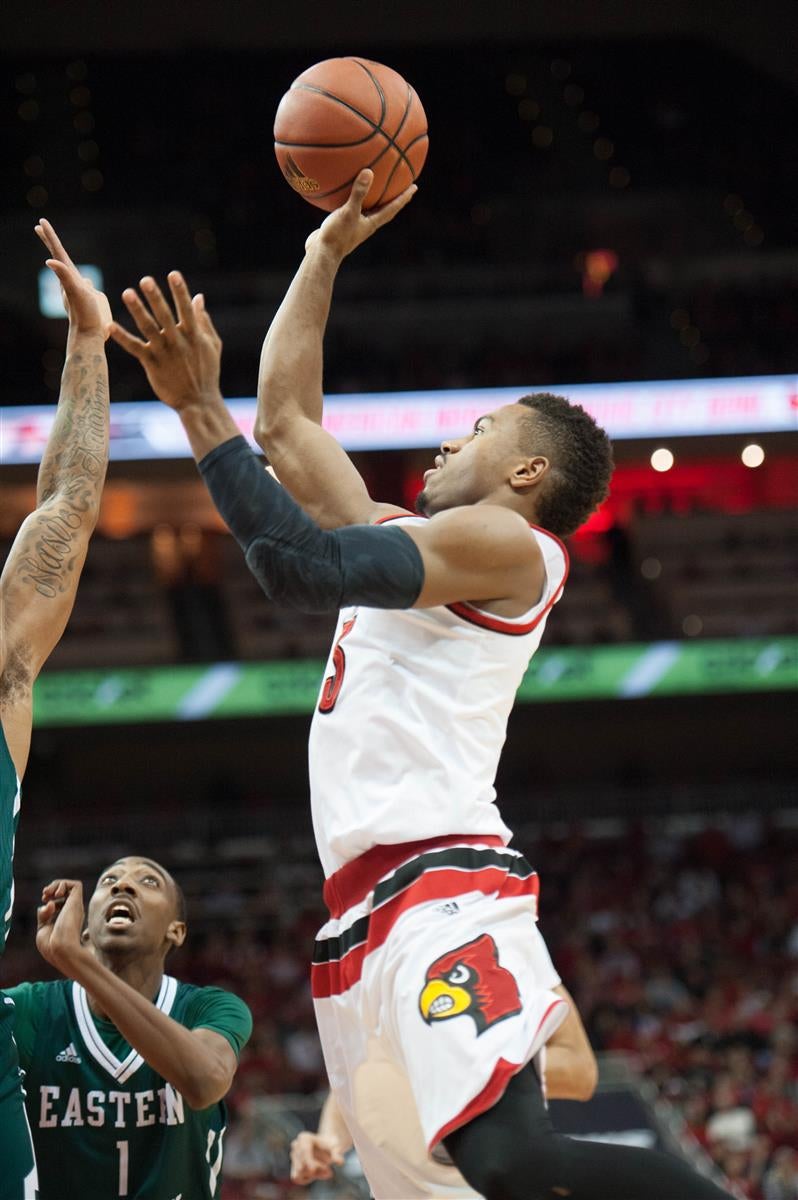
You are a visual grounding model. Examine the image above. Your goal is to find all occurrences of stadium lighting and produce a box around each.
[650,448,674,472]
[741,443,765,468]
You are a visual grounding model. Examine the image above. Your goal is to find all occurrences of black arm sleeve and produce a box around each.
[197,435,424,613]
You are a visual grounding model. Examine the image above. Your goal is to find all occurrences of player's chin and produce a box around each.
[97,923,141,947]
[415,485,445,516]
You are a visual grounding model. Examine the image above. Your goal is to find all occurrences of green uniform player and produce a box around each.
[0,221,112,1200]
[5,857,252,1200]
[7,976,250,1200]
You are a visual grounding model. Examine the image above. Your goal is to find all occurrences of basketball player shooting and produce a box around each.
[111,171,731,1199]
[0,221,111,1200]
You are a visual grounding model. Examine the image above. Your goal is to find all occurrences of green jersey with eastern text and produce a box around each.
[5,975,252,1200]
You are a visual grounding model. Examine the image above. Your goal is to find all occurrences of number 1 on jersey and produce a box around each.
[116,1139,129,1196]
[318,617,357,714]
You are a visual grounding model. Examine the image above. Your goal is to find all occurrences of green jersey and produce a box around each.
[0,720,20,959]
[5,975,252,1200]
[0,721,21,1084]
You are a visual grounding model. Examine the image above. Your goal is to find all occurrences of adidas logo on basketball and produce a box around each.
[55,1042,81,1064]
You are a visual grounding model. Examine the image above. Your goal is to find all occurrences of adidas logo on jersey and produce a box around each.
[55,1042,82,1064]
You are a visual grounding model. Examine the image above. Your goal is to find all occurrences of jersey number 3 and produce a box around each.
[318,617,357,714]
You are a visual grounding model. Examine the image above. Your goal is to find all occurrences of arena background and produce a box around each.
[2,2,797,1196]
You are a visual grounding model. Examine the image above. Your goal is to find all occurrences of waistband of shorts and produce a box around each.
[322,833,507,918]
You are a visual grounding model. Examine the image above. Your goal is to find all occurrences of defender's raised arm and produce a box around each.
[254,169,416,528]
[0,221,110,777]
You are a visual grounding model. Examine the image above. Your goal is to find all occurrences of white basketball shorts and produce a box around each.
[312,835,568,1200]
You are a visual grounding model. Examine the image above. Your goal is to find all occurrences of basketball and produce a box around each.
[273,57,428,212]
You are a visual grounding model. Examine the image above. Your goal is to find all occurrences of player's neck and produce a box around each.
[88,951,166,1019]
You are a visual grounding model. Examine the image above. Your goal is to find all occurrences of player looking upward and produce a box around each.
[5,856,252,1200]
[0,221,111,1200]
[111,173,730,1199]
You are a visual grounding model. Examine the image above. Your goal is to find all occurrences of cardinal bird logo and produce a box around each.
[419,934,522,1035]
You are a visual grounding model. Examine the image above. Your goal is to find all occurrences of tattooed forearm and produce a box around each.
[37,352,109,508]
[16,502,85,598]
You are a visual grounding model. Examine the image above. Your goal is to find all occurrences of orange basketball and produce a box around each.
[274,57,428,212]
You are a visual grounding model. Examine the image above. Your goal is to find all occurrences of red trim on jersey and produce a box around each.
[445,525,570,636]
[323,833,506,918]
[312,862,538,999]
[428,997,568,1149]
[372,511,415,525]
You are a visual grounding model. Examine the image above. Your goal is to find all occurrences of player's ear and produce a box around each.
[510,454,549,494]
[166,920,187,951]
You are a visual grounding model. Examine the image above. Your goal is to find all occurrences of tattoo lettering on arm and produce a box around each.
[0,347,109,688]
[21,356,108,600]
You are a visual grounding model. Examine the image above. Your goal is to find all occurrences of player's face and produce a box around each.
[416,404,536,515]
[87,856,183,959]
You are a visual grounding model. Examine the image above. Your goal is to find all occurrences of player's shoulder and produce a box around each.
[173,978,253,1055]
[427,505,544,562]
[173,979,252,1021]
[4,977,68,1023]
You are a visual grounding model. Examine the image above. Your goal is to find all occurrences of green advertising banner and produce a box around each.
[31,637,797,728]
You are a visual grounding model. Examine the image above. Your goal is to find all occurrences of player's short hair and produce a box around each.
[516,393,613,536]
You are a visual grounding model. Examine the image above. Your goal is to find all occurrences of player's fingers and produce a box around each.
[139,276,177,335]
[44,259,77,291]
[108,321,149,359]
[123,287,163,341]
[55,879,81,899]
[348,168,374,210]
[193,294,222,343]
[167,271,195,329]
[369,183,417,229]
[37,900,57,925]
[37,219,76,266]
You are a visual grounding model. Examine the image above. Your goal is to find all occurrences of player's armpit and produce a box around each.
[403,505,546,612]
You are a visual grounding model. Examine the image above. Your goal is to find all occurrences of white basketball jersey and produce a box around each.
[308,515,569,876]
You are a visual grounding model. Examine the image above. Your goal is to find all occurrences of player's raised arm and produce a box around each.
[0,221,110,775]
[254,169,416,528]
[111,277,542,613]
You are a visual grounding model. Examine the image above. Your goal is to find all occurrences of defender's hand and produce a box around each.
[289,1131,345,1184]
[306,169,416,260]
[35,219,112,340]
[109,272,222,412]
[36,879,90,974]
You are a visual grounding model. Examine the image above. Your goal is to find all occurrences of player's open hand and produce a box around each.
[289,1131,345,1185]
[36,879,89,975]
[306,168,416,260]
[35,219,112,340]
[109,272,222,412]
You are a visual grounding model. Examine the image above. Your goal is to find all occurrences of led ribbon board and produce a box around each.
[32,637,798,726]
[3,375,797,464]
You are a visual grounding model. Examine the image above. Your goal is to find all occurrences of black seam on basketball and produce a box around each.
[354,61,416,181]
[275,134,377,149]
[351,58,387,131]
[289,129,404,202]
[282,84,382,146]
[373,84,416,204]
